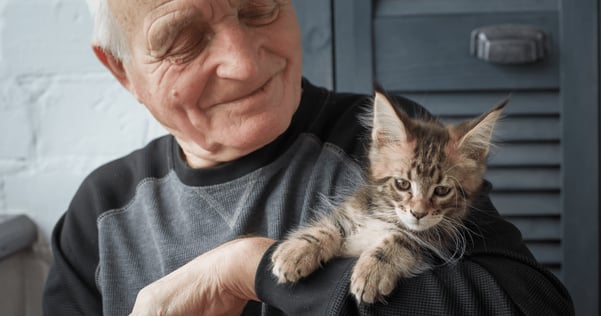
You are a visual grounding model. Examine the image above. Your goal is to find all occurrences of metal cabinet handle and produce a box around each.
[470,24,546,64]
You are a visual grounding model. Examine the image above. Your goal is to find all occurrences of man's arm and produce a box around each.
[256,246,525,315]
[128,238,275,316]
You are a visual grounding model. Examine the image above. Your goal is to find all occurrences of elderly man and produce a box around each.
[43,0,573,315]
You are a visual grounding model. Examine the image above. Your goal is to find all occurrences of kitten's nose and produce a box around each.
[410,210,428,220]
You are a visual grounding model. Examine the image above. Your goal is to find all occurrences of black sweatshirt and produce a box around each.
[43,79,573,315]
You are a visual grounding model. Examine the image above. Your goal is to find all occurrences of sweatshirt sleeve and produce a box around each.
[43,175,105,316]
[43,213,103,316]
[255,181,575,316]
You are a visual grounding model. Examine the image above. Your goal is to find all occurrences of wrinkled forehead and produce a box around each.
[98,0,246,33]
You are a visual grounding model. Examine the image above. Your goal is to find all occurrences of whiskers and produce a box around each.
[404,216,471,267]
[436,217,470,263]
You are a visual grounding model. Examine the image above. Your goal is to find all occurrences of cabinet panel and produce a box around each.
[292,0,333,88]
[375,0,559,15]
[374,12,559,91]
[491,192,561,216]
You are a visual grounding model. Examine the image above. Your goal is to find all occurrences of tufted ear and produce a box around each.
[454,97,508,160]
[372,91,412,148]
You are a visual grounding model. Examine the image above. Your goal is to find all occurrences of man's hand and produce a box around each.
[129,237,275,316]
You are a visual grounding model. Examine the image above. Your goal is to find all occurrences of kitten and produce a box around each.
[271,91,506,304]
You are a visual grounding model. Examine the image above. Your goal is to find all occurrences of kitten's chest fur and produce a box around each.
[341,216,401,257]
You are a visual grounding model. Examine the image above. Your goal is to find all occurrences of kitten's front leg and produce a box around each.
[351,234,422,304]
[271,219,343,283]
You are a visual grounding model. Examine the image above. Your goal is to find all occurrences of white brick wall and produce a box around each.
[0,0,166,242]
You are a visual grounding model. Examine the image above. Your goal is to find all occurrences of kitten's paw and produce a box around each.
[271,239,322,283]
[350,255,398,304]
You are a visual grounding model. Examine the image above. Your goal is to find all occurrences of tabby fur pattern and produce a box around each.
[271,91,506,303]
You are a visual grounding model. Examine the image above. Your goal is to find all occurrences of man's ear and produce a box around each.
[92,45,131,90]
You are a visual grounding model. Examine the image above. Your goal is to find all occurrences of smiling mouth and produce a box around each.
[219,75,275,106]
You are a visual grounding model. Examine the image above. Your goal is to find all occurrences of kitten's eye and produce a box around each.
[394,179,411,191]
[434,186,452,197]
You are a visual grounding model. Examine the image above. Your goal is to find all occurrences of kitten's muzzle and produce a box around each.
[410,210,428,220]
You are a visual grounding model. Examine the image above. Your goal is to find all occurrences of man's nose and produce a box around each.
[213,23,261,80]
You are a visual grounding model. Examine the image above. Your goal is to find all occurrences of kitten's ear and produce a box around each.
[454,97,508,159]
[372,91,411,147]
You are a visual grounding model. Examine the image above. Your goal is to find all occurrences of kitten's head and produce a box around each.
[367,92,506,232]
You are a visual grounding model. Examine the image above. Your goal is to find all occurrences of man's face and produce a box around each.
[110,0,303,167]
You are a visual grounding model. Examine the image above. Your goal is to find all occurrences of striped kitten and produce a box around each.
[271,91,506,304]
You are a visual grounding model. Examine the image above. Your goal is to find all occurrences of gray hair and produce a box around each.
[86,0,130,61]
